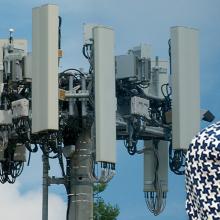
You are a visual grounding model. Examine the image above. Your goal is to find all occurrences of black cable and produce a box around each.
[11,162,24,178]
[58,146,65,177]
[37,132,64,159]
[161,84,172,115]
[66,159,71,220]
[25,142,38,153]
[40,144,58,159]
[27,151,31,166]
[168,39,172,75]
[82,43,94,77]
[124,139,137,155]
[169,143,185,175]
[58,16,62,50]
[82,44,92,60]
[59,68,84,77]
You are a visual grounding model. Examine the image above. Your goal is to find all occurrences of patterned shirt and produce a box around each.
[185,122,220,220]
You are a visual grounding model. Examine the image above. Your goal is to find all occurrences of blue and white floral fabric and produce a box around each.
[185,122,220,220]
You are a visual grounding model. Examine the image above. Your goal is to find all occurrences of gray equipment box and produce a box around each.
[0,110,12,125]
[131,96,150,119]
[0,130,8,161]
[14,144,26,162]
[116,54,137,80]
[116,54,151,83]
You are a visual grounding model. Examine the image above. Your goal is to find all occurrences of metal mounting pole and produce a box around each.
[67,130,93,220]
[42,154,49,220]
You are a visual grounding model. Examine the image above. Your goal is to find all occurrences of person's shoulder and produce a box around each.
[200,121,220,134]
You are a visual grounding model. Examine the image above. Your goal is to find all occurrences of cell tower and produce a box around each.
[0,4,214,220]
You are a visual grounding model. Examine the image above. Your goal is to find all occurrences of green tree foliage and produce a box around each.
[93,183,120,220]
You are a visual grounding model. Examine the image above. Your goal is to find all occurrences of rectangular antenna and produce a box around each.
[93,26,116,163]
[144,140,168,193]
[171,26,200,150]
[32,4,59,133]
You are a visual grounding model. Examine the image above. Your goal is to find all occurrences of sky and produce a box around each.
[0,0,220,219]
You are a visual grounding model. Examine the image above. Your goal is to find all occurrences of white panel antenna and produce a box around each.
[144,140,168,193]
[93,26,116,163]
[32,4,59,133]
[171,26,200,150]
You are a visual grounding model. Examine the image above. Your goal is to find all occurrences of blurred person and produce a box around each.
[185,122,220,220]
